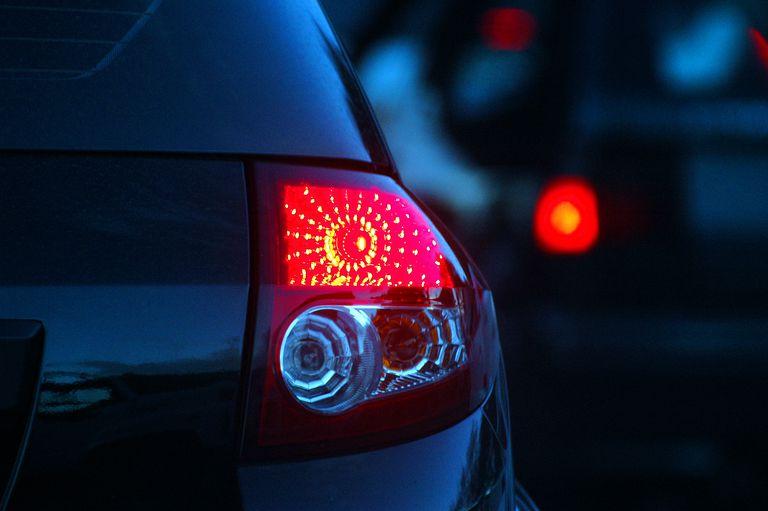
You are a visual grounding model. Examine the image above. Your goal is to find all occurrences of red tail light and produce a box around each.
[281,183,453,288]
[243,163,499,458]
[534,177,599,254]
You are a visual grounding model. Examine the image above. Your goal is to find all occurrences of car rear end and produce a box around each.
[0,1,515,509]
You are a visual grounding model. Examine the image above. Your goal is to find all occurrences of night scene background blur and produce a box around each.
[322,1,768,509]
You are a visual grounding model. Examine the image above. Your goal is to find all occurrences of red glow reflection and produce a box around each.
[534,177,599,254]
[749,27,768,71]
[480,8,537,51]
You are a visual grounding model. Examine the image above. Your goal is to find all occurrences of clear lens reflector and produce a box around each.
[280,307,381,413]
[280,305,467,414]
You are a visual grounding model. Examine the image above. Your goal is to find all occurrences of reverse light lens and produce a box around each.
[247,164,498,458]
[280,305,468,414]
[534,177,599,254]
[280,306,381,414]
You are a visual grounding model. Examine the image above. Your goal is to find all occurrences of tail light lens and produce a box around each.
[244,164,499,458]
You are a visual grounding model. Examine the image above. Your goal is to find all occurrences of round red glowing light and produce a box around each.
[480,8,537,52]
[534,177,599,254]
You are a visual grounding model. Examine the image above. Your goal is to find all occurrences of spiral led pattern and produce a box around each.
[282,184,453,287]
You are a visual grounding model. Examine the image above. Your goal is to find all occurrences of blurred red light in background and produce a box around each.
[749,28,768,71]
[534,177,599,254]
[480,8,537,51]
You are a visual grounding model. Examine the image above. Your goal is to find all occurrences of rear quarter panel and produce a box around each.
[0,155,249,509]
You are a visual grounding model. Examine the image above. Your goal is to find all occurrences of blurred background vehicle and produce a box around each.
[323,0,768,509]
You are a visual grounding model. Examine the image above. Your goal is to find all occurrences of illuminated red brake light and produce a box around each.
[243,164,499,459]
[534,177,599,254]
[282,184,452,288]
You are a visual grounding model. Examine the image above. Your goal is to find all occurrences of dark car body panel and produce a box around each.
[0,156,250,508]
[239,394,511,511]
[0,0,389,165]
[0,1,517,509]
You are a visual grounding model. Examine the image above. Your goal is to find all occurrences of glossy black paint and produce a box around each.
[0,156,249,509]
[239,380,513,511]
[0,0,389,165]
[0,0,517,508]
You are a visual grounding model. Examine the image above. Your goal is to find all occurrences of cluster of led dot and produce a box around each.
[282,184,453,287]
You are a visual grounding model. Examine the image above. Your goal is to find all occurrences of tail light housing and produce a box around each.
[243,163,500,459]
